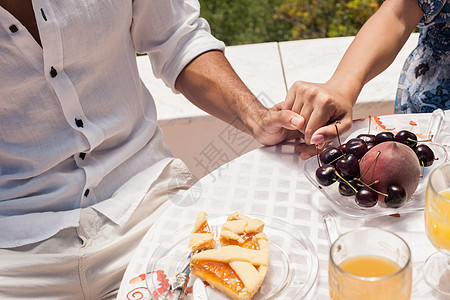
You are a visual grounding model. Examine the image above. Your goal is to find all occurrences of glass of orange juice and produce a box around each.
[424,162,450,295]
[328,227,412,300]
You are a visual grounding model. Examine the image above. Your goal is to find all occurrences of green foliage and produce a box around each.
[274,0,381,39]
[199,0,293,45]
[199,0,382,45]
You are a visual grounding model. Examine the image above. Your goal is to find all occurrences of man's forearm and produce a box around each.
[175,50,267,136]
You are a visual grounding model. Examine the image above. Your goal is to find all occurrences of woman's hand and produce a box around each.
[281,80,355,159]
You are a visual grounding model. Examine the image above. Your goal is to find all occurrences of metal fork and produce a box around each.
[163,225,220,300]
[161,251,192,300]
[211,224,221,241]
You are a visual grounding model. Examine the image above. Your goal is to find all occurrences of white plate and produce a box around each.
[304,130,448,219]
[145,214,319,299]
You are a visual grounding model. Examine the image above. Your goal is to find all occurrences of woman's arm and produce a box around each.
[329,0,424,98]
[285,0,423,158]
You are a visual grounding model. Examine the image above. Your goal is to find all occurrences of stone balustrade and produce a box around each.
[137,33,420,179]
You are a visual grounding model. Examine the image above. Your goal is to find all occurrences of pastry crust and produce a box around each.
[189,212,216,252]
[223,213,265,234]
[189,233,216,252]
[191,244,268,265]
[193,212,208,232]
[189,212,270,300]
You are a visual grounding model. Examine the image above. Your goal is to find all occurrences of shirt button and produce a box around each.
[9,25,18,33]
[79,153,86,160]
[40,8,47,21]
[84,189,90,197]
[75,118,84,128]
[50,67,57,78]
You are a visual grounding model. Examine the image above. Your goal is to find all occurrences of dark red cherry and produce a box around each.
[415,144,435,167]
[315,164,337,186]
[319,147,342,165]
[357,134,376,144]
[366,142,376,151]
[338,179,357,196]
[346,138,368,159]
[355,187,378,207]
[385,184,407,208]
[336,154,360,178]
[395,130,417,148]
[375,132,395,144]
[338,143,347,154]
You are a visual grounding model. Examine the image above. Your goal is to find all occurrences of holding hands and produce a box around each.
[282,80,356,159]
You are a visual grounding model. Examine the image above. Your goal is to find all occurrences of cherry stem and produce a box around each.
[420,161,424,178]
[407,137,432,143]
[368,115,372,134]
[316,144,321,167]
[334,171,358,193]
[334,121,342,147]
[355,178,388,197]
[367,180,379,187]
[329,154,346,165]
[360,151,381,180]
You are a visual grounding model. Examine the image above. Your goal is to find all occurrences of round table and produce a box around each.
[118,112,450,300]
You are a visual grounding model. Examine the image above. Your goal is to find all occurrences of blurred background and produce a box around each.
[199,0,383,45]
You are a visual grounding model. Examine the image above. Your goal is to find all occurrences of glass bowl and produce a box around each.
[304,128,448,218]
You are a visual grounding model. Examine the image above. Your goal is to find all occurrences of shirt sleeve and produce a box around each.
[131,0,226,93]
[417,0,448,26]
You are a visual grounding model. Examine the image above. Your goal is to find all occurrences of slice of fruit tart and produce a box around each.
[189,212,269,300]
[189,211,216,252]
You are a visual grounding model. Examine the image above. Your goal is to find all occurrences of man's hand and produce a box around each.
[175,50,305,147]
[280,80,354,159]
[251,104,305,146]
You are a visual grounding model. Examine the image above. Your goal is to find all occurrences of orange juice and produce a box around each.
[425,189,450,253]
[329,255,411,300]
[339,255,401,277]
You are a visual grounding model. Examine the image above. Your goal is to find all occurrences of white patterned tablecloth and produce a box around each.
[118,112,450,300]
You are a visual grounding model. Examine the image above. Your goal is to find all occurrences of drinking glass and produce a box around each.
[424,162,450,295]
[328,227,412,300]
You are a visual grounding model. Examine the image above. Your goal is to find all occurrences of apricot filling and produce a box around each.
[189,212,269,300]
[197,222,210,233]
[221,233,259,250]
[191,260,245,292]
